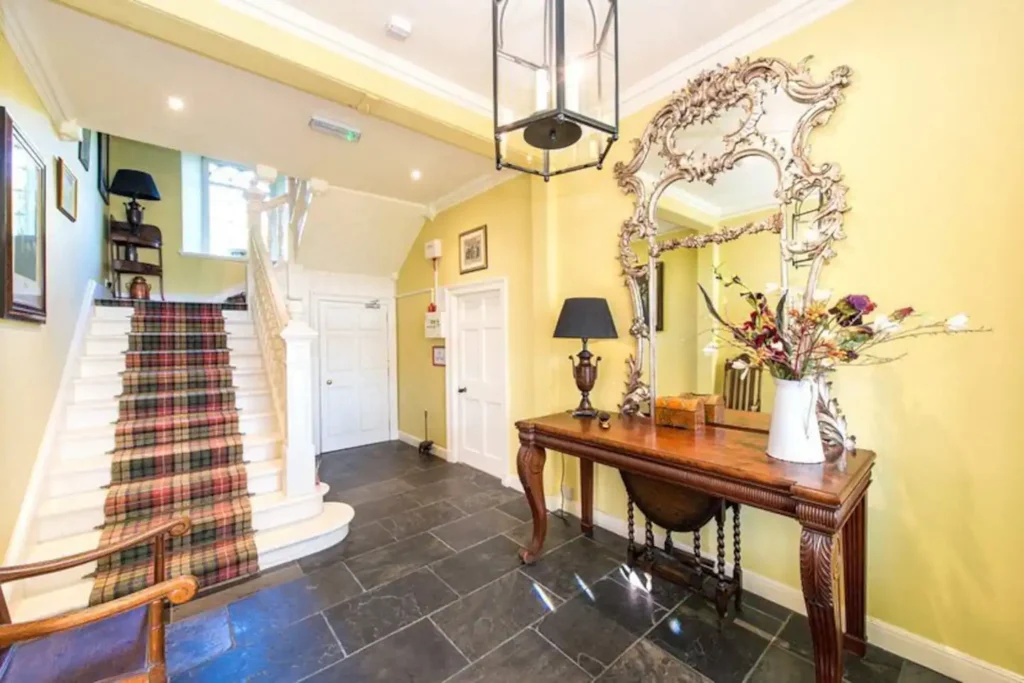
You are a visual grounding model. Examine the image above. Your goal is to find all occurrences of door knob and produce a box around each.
[326,379,333,385]
[458,387,467,394]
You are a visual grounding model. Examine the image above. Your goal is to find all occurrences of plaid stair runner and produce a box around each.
[90,301,259,605]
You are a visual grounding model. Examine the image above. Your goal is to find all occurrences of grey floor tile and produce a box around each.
[748,643,817,683]
[505,513,584,556]
[174,613,343,682]
[898,661,958,683]
[448,487,521,514]
[302,563,365,609]
[520,537,621,600]
[227,576,328,645]
[648,599,773,683]
[379,501,467,540]
[304,618,467,683]
[596,638,710,682]
[537,577,666,676]
[336,478,416,506]
[167,607,233,676]
[297,522,398,572]
[323,568,458,653]
[170,562,304,622]
[448,628,590,683]
[496,497,533,522]
[400,477,486,507]
[432,508,522,551]
[778,614,904,683]
[432,570,561,661]
[431,535,524,595]
[610,565,692,611]
[401,464,478,488]
[346,532,454,589]
[350,493,421,528]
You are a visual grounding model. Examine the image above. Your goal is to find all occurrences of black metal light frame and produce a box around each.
[492,0,619,181]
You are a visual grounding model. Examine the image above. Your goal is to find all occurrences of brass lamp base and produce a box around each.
[569,338,601,419]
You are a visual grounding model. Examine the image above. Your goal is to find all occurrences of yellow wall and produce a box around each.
[396,0,1024,672]
[0,35,105,556]
[107,137,244,298]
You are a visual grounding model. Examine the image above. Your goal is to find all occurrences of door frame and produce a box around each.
[443,277,511,477]
[310,293,398,454]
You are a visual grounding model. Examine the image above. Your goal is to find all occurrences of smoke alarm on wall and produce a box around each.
[385,15,412,41]
[309,116,362,143]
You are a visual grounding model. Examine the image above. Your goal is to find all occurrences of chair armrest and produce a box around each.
[0,575,198,648]
[0,517,191,584]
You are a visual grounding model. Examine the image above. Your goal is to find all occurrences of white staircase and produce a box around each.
[5,303,353,623]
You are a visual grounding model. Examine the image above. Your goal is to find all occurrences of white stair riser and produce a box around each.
[78,356,126,378]
[48,440,280,497]
[85,336,259,356]
[93,308,249,323]
[90,320,256,337]
[72,372,268,402]
[22,564,97,599]
[35,466,282,543]
[65,393,272,431]
[56,412,276,460]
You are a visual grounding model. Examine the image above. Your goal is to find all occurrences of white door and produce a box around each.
[319,300,391,451]
[453,288,507,478]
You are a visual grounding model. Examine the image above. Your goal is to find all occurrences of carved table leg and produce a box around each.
[580,458,594,537]
[842,495,868,656]
[800,527,844,683]
[517,444,548,564]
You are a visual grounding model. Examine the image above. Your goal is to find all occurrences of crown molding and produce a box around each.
[621,0,853,117]
[218,0,493,118]
[0,0,75,124]
[427,171,516,219]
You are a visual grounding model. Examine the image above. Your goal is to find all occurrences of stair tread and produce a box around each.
[75,367,264,384]
[83,350,259,360]
[57,433,281,469]
[58,411,276,439]
[38,460,284,517]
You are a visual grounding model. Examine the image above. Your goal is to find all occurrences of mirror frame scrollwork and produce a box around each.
[614,57,853,425]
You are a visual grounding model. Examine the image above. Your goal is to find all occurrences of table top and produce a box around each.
[517,412,875,508]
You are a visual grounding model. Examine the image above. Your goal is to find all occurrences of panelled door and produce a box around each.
[319,299,390,452]
[453,287,507,478]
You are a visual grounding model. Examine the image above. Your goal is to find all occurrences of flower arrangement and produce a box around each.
[699,272,983,381]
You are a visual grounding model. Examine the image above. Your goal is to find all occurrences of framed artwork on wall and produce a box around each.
[97,131,110,205]
[57,157,78,222]
[459,224,488,274]
[432,345,446,367]
[78,128,92,171]
[0,107,48,323]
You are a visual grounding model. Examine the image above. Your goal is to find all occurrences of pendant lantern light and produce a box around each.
[492,0,619,180]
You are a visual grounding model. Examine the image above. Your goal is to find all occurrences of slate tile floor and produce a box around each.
[167,441,957,683]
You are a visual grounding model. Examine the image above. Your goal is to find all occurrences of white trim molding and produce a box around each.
[0,0,75,124]
[498,475,1023,683]
[427,172,517,219]
[398,431,451,462]
[621,0,854,117]
[218,0,493,117]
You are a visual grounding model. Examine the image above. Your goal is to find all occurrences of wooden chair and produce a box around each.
[723,354,763,412]
[108,220,165,301]
[0,518,198,683]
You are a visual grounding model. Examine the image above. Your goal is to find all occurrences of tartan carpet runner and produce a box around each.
[90,302,258,605]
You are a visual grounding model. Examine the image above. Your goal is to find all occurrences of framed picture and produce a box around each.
[638,261,665,332]
[78,128,92,171]
[56,157,78,221]
[0,107,47,322]
[97,132,110,205]
[459,224,488,274]
[432,345,446,367]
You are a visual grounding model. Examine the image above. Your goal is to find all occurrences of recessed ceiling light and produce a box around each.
[386,15,412,40]
[168,96,185,111]
[411,169,422,181]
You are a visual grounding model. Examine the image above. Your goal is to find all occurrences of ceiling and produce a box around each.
[14,0,496,207]
[274,0,781,108]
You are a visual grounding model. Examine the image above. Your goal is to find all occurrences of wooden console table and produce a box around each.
[515,412,874,683]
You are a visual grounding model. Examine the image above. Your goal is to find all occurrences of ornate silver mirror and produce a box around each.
[615,57,852,429]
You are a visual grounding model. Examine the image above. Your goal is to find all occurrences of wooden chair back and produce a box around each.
[723,354,763,412]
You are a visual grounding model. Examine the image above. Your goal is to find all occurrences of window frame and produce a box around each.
[199,157,254,259]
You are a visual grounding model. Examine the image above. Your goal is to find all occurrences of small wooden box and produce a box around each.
[680,393,725,424]
[654,396,706,430]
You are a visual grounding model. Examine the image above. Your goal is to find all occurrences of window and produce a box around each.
[200,158,255,258]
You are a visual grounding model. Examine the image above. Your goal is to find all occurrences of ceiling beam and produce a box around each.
[50,0,495,158]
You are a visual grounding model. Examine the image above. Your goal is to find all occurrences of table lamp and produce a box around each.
[109,169,160,232]
[553,297,618,418]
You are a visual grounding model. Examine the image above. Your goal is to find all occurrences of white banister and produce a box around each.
[245,170,319,499]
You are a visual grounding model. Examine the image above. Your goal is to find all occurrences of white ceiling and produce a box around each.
[274,0,780,107]
[14,0,495,206]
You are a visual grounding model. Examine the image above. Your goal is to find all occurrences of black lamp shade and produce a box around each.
[108,169,161,201]
[553,298,618,340]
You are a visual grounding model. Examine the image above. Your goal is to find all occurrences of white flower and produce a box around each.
[804,228,822,243]
[769,341,784,353]
[872,315,900,333]
[946,313,969,331]
[703,341,720,356]
[813,289,832,302]
[765,282,781,294]
[731,358,749,370]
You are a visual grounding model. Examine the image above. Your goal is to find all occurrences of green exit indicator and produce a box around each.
[309,116,362,143]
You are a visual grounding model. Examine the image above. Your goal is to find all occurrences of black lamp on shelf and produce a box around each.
[554,297,618,418]
[109,168,160,242]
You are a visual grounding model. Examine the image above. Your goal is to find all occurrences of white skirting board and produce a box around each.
[500,475,1022,683]
[398,431,451,462]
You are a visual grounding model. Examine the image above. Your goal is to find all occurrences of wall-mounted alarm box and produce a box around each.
[425,311,447,338]
[425,239,442,260]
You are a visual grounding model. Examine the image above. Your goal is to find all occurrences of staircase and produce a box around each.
[4,298,352,622]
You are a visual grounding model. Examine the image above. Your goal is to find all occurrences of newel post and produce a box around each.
[281,303,318,498]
